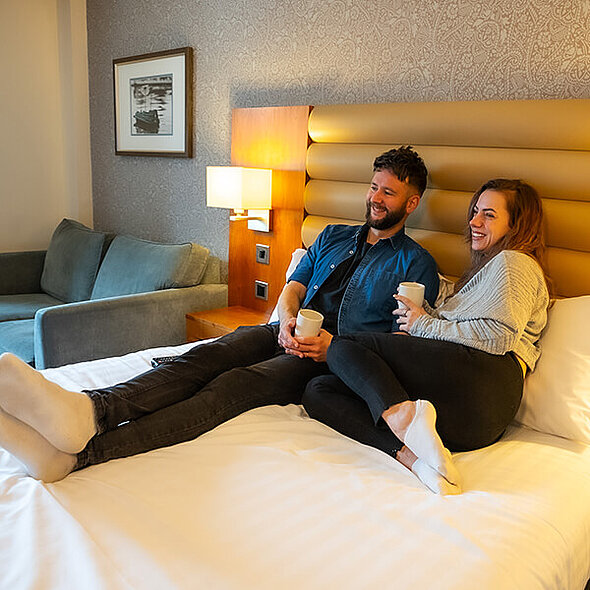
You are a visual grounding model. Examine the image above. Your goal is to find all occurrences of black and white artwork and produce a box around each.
[130,74,173,136]
[113,47,193,157]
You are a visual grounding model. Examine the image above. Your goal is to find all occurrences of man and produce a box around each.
[278,147,438,361]
[0,146,439,482]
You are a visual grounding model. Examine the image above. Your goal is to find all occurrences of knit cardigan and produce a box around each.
[409,250,549,370]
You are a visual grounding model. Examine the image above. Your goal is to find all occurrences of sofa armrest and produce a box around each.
[0,251,46,295]
[34,283,228,368]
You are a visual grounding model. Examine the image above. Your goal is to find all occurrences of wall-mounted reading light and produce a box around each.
[206,166,272,232]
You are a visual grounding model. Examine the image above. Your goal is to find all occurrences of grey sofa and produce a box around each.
[0,219,227,368]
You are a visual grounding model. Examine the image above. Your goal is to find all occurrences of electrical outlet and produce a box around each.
[255,244,270,265]
[254,280,269,300]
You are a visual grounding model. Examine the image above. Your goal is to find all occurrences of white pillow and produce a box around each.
[515,295,590,444]
[268,248,307,323]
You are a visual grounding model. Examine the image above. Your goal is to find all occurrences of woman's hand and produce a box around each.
[392,295,428,332]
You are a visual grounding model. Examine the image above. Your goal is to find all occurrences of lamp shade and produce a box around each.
[206,166,272,211]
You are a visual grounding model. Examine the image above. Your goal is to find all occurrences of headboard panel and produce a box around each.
[307,143,590,200]
[306,99,590,149]
[303,99,590,297]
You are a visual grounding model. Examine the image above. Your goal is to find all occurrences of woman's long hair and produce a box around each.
[454,179,552,296]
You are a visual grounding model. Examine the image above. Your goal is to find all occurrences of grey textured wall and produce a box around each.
[87,0,590,265]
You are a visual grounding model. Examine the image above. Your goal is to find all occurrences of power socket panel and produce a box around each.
[254,280,269,300]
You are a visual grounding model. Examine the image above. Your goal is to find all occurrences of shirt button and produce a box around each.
[313,285,319,290]
[349,250,354,255]
[330,264,335,269]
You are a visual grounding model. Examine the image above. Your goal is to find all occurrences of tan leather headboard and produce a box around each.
[303,99,590,298]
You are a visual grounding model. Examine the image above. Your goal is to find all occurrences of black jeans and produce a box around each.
[302,333,524,456]
[76,324,329,468]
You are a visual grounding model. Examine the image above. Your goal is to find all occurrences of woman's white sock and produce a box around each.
[403,400,461,486]
[411,458,461,495]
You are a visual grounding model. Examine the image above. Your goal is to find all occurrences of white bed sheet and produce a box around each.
[1,342,589,590]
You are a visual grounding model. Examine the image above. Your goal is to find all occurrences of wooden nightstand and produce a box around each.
[186,306,271,342]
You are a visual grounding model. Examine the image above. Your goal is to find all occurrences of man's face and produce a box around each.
[365,169,417,230]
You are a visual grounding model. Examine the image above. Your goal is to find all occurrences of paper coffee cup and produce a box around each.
[397,282,425,309]
[295,309,324,338]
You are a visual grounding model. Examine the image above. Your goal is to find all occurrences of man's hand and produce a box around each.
[278,317,299,352]
[276,281,306,354]
[285,329,333,362]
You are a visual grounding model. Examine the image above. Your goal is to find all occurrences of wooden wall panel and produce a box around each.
[229,106,311,312]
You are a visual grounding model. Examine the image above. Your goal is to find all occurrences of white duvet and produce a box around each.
[1,342,589,590]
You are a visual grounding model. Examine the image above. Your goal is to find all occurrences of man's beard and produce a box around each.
[365,202,406,230]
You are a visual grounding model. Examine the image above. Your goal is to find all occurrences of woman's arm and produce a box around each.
[404,252,548,355]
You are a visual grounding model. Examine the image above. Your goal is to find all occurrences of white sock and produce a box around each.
[411,458,461,495]
[403,400,461,486]
[0,408,76,482]
[0,353,96,454]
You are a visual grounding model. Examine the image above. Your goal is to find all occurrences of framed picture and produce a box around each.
[113,47,193,157]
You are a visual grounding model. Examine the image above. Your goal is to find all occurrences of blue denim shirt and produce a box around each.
[288,224,439,335]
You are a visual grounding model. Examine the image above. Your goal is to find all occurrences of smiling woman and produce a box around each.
[303,177,551,495]
[469,190,511,251]
[458,178,549,294]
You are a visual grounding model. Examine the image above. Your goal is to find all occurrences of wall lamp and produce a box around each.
[206,166,272,232]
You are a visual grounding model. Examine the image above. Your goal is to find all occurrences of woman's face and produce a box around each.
[469,190,511,252]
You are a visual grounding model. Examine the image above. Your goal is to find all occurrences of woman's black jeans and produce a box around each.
[76,325,329,469]
[302,333,524,457]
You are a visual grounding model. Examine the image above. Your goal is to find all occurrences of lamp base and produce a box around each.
[247,209,271,232]
[229,209,272,232]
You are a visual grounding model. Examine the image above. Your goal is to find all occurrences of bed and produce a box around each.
[2,98,590,589]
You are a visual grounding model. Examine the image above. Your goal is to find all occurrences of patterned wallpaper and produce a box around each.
[86,0,590,266]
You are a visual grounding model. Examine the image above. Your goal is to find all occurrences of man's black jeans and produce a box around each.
[76,325,329,469]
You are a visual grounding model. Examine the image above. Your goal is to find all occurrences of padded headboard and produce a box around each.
[303,99,590,298]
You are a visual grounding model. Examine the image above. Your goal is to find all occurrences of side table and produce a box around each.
[186,306,271,342]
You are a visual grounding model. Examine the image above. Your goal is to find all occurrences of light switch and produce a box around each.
[256,244,270,265]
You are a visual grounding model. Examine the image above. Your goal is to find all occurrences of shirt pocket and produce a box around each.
[363,270,402,314]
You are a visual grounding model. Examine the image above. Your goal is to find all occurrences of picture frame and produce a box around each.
[113,47,193,157]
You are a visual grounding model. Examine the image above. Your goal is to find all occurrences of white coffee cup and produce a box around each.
[397,282,425,309]
[295,309,324,338]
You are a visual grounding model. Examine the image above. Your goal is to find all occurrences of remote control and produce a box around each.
[151,355,179,368]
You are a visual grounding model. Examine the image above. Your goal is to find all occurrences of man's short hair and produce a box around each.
[373,146,428,196]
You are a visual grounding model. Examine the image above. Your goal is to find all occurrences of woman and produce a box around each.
[302,179,551,495]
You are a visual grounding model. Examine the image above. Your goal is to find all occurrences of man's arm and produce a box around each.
[277,225,338,361]
[276,280,333,362]
[276,280,307,353]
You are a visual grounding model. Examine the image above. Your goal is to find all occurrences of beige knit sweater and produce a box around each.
[410,250,549,370]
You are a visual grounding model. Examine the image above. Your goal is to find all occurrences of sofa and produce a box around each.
[0,219,228,368]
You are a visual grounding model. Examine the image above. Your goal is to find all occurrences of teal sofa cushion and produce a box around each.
[0,320,34,364]
[90,235,209,300]
[0,293,64,321]
[40,219,107,303]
